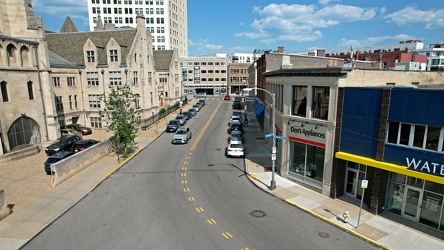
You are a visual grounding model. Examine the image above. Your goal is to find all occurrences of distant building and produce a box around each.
[227,63,251,94]
[86,0,188,57]
[324,40,429,70]
[415,43,444,72]
[180,57,229,96]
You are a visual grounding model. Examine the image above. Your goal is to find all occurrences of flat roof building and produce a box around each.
[87,0,188,57]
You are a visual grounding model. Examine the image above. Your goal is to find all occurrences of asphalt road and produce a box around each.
[22,99,378,250]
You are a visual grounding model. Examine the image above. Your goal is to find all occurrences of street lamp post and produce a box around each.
[243,87,276,190]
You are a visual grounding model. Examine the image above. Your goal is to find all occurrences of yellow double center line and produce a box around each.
[190,103,221,151]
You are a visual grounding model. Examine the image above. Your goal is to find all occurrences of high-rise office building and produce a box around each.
[87,0,188,57]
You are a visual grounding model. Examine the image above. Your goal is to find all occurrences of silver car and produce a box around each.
[175,115,186,125]
[171,127,192,144]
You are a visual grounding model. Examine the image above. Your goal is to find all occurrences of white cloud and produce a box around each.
[33,0,87,16]
[33,0,89,30]
[188,38,209,47]
[202,44,224,50]
[384,6,444,29]
[318,0,340,5]
[338,34,417,48]
[245,3,376,45]
[234,32,270,39]
[315,5,376,22]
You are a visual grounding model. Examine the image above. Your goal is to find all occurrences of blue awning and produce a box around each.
[253,100,261,110]
[255,105,264,117]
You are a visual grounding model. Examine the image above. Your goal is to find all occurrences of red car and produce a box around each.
[224,95,231,100]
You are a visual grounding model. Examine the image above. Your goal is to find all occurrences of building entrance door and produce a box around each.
[402,186,423,221]
[344,168,366,199]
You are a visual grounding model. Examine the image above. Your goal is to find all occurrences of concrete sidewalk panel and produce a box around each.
[288,196,322,210]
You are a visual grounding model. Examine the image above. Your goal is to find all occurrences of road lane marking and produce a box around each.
[222,232,233,239]
[182,180,187,184]
[190,103,221,151]
[184,161,188,165]
[183,188,190,192]
[206,219,217,225]
[195,207,204,212]
[181,173,186,177]
[182,167,187,170]
[188,197,195,202]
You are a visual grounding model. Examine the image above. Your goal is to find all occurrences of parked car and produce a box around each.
[175,115,187,125]
[45,135,82,155]
[226,140,245,158]
[198,99,206,106]
[64,124,92,135]
[196,101,204,108]
[192,104,201,112]
[61,128,82,138]
[232,100,241,109]
[171,127,192,144]
[229,115,242,125]
[188,108,197,116]
[68,139,100,152]
[166,120,181,132]
[229,121,243,132]
[230,130,243,143]
[182,111,192,120]
[224,95,231,100]
[44,151,76,174]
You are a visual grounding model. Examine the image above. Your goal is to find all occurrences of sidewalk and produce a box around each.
[0,97,443,249]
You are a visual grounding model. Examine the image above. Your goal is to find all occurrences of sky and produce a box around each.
[33,0,444,56]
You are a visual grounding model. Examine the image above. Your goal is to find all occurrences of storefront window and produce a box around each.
[420,191,443,230]
[289,141,324,183]
[407,177,424,189]
[290,142,306,173]
[386,173,405,215]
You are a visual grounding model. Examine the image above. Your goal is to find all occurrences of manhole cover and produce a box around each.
[318,232,330,238]
[208,164,214,166]
[250,210,266,218]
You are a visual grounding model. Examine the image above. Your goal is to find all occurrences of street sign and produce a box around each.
[264,133,273,138]
[271,153,276,160]
[245,97,256,102]
[275,135,286,140]
[272,147,276,153]
[361,180,368,189]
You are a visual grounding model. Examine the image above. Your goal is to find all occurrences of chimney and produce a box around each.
[277,47,285,54]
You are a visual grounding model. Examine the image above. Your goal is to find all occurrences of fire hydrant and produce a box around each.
[343,210,349,223]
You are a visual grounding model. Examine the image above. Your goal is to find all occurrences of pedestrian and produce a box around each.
[179,108,182,115]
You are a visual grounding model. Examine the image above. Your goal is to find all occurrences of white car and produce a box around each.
[226,140,245,158]
[230,115,241,123]
[228,115,242,127]
[171,127,192,144]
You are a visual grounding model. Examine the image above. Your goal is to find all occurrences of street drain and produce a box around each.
[250,210,266,218]
[318,232,330,238]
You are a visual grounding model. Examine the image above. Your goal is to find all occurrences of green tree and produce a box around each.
[100,84,141,154]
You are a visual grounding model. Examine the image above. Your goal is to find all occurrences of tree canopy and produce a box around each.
[100,84,141,151]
